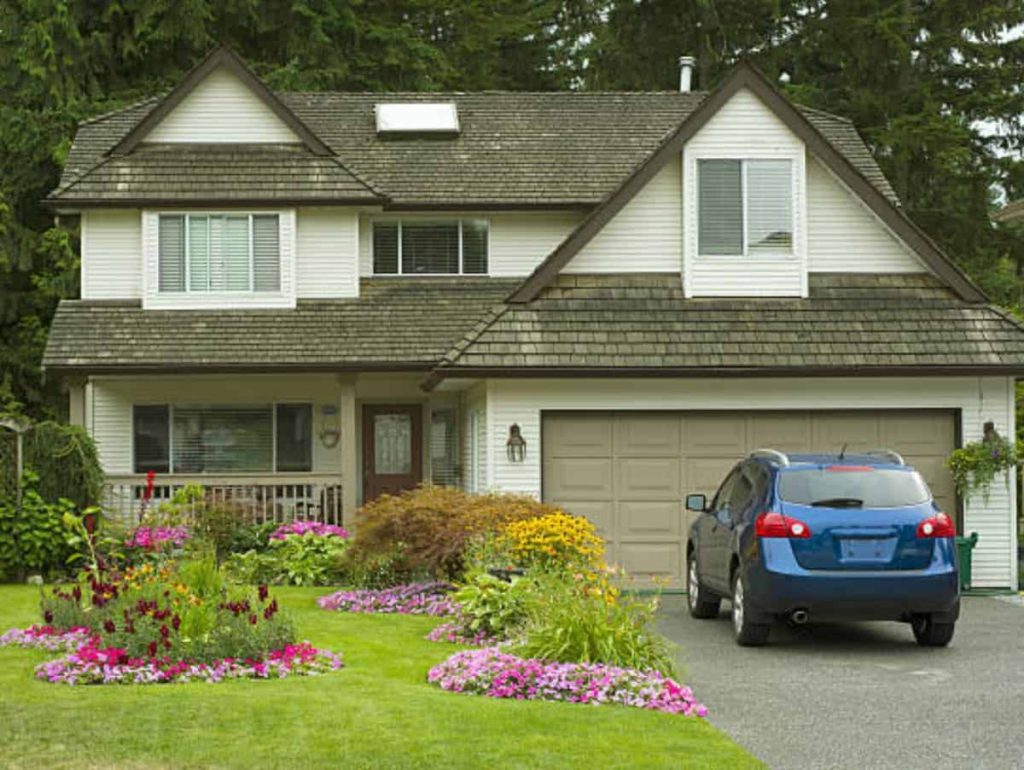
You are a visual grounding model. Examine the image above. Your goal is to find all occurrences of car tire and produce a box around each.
[911,615,955,647]
[731,571,770,647]
[687,555,721,619]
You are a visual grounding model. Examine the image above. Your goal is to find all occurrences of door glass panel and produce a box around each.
[374,413,412,474]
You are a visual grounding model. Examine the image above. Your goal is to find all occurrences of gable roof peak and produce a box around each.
[109,45,333,157]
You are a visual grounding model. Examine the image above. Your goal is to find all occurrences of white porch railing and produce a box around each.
[102,474,344,528]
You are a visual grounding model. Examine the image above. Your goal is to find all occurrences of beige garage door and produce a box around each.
[542,410,956,587]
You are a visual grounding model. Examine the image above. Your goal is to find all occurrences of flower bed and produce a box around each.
[428,647,708,717]
[424,621,498,647]
[125,525,191,549]
[270,521,349,541]
[35,640,342,685]
[318,582,457,616]
[0,625,95,653]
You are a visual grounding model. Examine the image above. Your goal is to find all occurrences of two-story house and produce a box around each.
[43,47,1024,589]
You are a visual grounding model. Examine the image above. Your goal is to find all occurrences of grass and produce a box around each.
[0,585,760,770]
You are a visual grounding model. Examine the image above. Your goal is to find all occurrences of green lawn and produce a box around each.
[0,585,760,769]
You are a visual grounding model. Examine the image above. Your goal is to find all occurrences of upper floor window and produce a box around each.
[698,159,792,256]
[373,219,488,275]
[158,214,280,292]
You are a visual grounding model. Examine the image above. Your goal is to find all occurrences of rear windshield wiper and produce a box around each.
[809,497,864,508]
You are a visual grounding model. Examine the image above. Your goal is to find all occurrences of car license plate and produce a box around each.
[840,538,890,561]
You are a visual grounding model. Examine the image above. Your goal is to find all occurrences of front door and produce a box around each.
[362,404,423,502]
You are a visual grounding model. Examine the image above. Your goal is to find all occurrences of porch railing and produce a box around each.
[102,475,344,528]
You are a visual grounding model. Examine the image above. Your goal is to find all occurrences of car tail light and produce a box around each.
[916,512,955,538]
[755,512,812,539]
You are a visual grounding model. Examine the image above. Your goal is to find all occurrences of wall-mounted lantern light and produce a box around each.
[506,423,526,463]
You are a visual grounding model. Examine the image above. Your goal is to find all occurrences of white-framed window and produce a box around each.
[372,219,488,275]
[158,213,281,293]
[698,159,793,256]
[132,403,313,474]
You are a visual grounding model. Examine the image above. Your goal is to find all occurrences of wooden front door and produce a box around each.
[362,404,423,501]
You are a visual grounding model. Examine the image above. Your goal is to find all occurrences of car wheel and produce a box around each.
[687,555,721,619]
[731,571,770,647]
[911,615,955,647]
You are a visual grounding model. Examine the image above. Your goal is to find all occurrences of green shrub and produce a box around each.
[454,572,532,638]
[23,422,104,509]
[0,477,77,580]
[229,522,277,554]
[226,533,349,586]
[515,576,677,676]
[347,486,561,581]
[338,543,410,588]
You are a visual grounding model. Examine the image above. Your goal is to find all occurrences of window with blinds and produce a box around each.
[158,214,280,292]
[430,408,459,487]
[698,159,793,256]
[132,403,312,474]
[373,220,488,274]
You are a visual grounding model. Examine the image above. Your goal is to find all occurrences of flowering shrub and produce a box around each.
[317,582,457,616]
[35,640,342,685]
[270,521,349,541]
[0,625,95,653]
[125,525,191,550]
[428,647,707,717]
[499,512,605,574]
[346,486,561,581]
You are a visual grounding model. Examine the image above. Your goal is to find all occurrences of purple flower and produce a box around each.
[318,583,457,616]
[270,521,349,541]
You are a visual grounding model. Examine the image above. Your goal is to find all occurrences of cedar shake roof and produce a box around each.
[42,278,516,372]
[51,90,896,208]
[422,273,1024,386]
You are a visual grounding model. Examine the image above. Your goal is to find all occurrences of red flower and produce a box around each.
[258,585,269,602]
[43,610,53,623]
[103,620,116,633]
[159,624,170,638]
[147,641,158,657]
[171,615,181,631]
[249,614,258,626]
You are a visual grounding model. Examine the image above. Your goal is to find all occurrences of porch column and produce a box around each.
[339,376,359,518]
[66,376,87,427]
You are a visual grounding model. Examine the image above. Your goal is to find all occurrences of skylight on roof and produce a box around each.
[375,103,459,135]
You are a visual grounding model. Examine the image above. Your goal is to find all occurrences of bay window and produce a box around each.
[133,403,313,474]
[373,219,488,275]
[698,159,793,256]
[158,214,281,292]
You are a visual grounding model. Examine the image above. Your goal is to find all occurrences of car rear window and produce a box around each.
[778,468,931,508]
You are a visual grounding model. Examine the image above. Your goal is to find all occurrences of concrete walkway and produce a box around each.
[659,596,1024,770]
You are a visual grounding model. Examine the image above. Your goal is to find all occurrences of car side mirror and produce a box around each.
[685,493,707,512]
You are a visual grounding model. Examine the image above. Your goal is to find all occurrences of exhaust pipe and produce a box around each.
[790,609,809,625]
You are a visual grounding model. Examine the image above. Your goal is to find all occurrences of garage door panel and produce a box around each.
[618,543,680,580]
[543,414,611,457]
[614,414,681,457]
[555,499,614,537]
[543,458,612,500]
[684,458,738,499]
[906,455,956,512]
[751,414,811,453]
[880,413,954,455]
[812,414,880,454]
[618,501,680,537]
[683,415,746,456]
[617,457,681,500]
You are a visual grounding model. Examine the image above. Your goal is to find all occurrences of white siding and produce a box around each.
[141,209,297,309]
[146,67,299,144]
[461,383,488,492]
[564,161,682,273]
[807,158,924,272]
[359,212,583,277]
[88,375,343,475]
[81,210,142,300]
[482,376,1018,589]
[296,208,359,298]
[683,88,807,297]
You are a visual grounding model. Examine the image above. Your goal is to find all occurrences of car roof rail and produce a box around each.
[749,448,790,467]
[865,448,906,465]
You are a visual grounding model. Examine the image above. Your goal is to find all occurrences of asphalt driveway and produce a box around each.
[659,596,1024,770]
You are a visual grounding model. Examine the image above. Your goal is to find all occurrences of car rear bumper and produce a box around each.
[745,540,960,622]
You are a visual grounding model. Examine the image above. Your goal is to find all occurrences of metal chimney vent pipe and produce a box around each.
[678,55,696,92]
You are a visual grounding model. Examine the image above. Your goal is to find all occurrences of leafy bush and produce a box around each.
[347,486,561,581]
[226,530,350,586]
[453,572,532,638]
[23,422,104,509]
[229,522,277,554]
[337,543,409,588]
[514,576,676,676]
[0,475,79,580]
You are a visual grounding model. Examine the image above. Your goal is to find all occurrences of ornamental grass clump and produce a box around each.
[427,647,707,717]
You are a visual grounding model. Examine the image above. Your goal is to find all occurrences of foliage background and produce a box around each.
[2,0,1023,419]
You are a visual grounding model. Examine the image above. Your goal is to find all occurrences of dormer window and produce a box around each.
[373,219,488,275]
[698,159,793,256]
[158,213,280,292]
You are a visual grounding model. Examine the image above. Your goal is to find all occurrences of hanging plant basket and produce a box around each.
[946,430,1019,503]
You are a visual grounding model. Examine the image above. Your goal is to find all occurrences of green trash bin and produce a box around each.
[955,532,979,591]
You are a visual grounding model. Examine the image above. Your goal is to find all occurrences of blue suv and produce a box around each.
[685,450,959,647]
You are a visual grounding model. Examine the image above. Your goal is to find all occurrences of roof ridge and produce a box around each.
[282,90,709,97]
